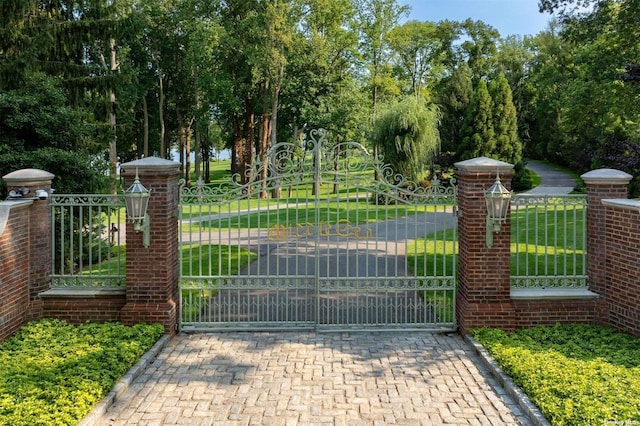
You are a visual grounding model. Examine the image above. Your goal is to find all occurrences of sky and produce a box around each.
[400,0,555,37]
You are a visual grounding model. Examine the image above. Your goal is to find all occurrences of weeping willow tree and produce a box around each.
[372,95,441,180]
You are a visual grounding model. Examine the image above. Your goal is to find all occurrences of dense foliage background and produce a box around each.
[1,0,639,195]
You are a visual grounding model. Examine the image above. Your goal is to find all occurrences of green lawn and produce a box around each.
[405,203,586,279]
[511,204,586,277]
[473,325,640,425]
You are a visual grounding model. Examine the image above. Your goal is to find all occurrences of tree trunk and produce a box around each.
[259,111,269,199]
[177,108,186,185]
[243,93,255,188]
[142,95,149,157]
[372,83,380,182]
[158,66,166,158]
[232,113,243,177]
[185,120,192,186]
[194,72,201,182]
[108,38,118,194]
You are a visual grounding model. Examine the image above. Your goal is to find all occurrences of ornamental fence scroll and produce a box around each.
[180,128,457,206]
[50,194,126,288]
[510,193,588,288]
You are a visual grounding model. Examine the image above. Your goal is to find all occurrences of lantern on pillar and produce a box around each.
[123,169,151,248]
[484,173,511,248]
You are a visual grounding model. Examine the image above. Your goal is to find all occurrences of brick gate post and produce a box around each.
[581,168,631,296]
[3,168,54,321]
[119,157,181,334]
[454,157,515,334]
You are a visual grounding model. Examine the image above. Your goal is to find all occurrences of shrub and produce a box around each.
[472,324,640,425]
[511,160,534,192]
[0,319,164,426]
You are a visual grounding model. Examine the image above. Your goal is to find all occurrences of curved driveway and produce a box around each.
[522,160,577,195]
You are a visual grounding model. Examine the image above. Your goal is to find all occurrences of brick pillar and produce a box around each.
[119,157,181,335]
[581,169,631,296]
[454,157,515,334]
[3,168,54,320]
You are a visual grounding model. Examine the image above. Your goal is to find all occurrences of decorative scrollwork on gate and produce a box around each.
[180,128,457,207]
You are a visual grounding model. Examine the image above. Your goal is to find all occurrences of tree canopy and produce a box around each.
[2,0,640,195]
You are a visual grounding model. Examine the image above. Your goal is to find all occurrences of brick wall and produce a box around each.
[2,161,640,343]
[584,183,629,295]
[455,158,515,334]
[41,292,126,323]
[602,202,640,337]
[119,158,181,335]
[512,299,606,328]
[0,202,32,342]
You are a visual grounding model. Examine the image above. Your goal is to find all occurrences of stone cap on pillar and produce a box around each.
[581,168,632,185]
[454,157,514,175]
[120,157,180,174]
[3,168,55,187]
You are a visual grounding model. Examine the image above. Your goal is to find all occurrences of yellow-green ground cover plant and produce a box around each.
[472,324,640,425]
[0,319,164,426]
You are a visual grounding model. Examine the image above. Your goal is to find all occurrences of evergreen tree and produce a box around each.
[458,79,495,160]
[436,62,473,164]
[490,72,522,164]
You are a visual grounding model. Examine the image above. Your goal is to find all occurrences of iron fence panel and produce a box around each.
[179,129,458,331]
[510,194,587,288]
[50,194,125,288]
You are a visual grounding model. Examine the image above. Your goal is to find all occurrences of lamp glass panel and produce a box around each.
[127,194,149,219]
[484,179,511,220]
[124,178,150,220]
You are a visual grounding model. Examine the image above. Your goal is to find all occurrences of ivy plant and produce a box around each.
[472,324,640,425]
[0,319,164,426]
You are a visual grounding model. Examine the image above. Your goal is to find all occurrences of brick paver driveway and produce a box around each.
[100,332,531,426]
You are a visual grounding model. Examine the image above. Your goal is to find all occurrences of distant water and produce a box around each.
[116,149,230,174]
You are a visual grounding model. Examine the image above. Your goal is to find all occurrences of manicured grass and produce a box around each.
[406,231,457,322]
[179,244,258,321]
[181,243,258,276]
[511,204,585,277]
[86,244,257,277]
[0,319,164,426]
[530,170,542,188]
[405,203,585,279]
[472,325,640,425]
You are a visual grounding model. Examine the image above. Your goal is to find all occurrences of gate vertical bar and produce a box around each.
[313,134,322,328]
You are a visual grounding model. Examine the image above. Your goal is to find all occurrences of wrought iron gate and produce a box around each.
[179,129,457,331]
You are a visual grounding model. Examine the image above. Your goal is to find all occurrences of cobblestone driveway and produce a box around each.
[100,332,531,426]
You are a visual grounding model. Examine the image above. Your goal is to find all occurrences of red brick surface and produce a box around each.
[0,204,31,342]
[122,168,180,335]
[456,170,515,334]
[604,207,640,337]
[512,299,606,328]
[42,296,125,324]
[586,184,628,296]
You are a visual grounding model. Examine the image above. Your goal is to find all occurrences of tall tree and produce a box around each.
[458,19,500,83]
[436,62,473,165]
[356,0,408,118]
[490,72,522,164]
[458,79,495,159]
[387,20,459,97]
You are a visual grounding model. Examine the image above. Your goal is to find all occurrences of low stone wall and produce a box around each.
[511,297,605,329]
